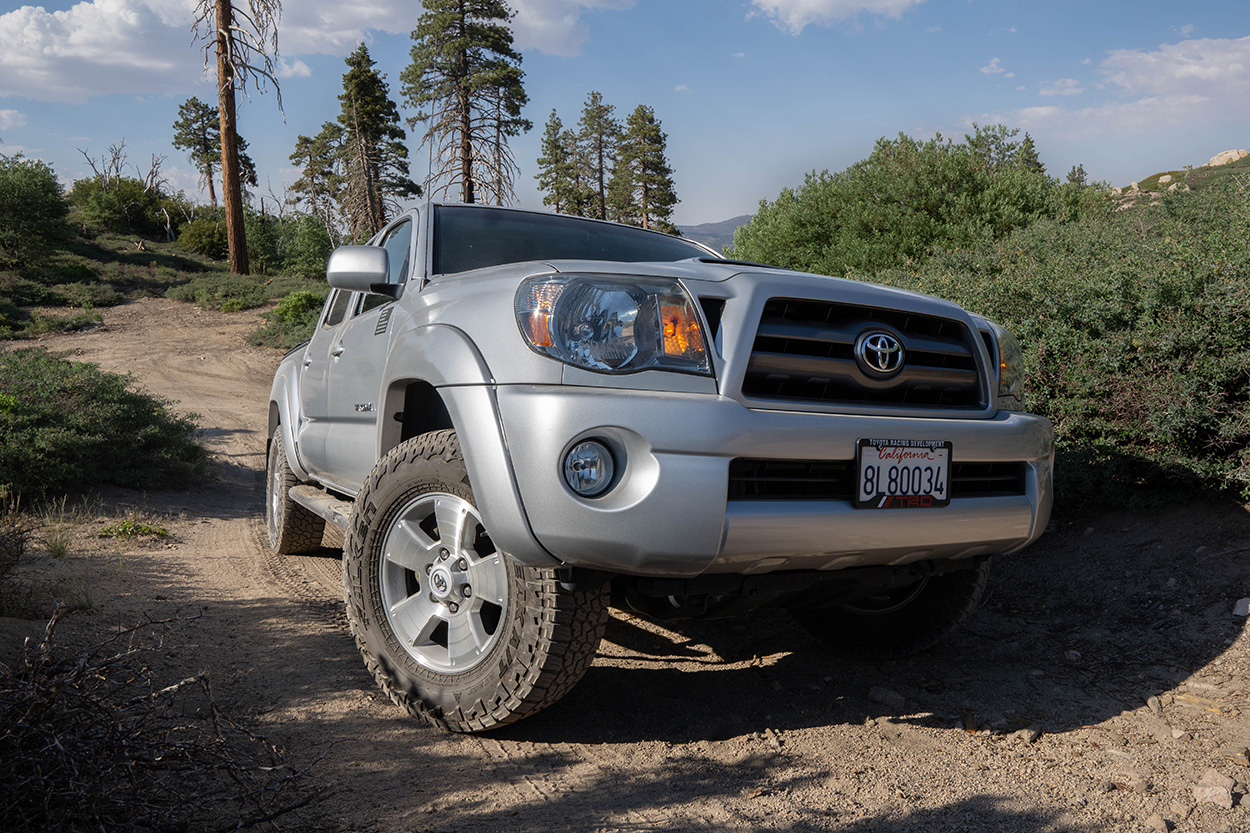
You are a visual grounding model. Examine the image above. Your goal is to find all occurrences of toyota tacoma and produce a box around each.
[265,203,1053,733]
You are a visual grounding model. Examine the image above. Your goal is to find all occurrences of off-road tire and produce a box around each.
[790,557,991,658]
[343,430,609,733]
[266,427,326,554]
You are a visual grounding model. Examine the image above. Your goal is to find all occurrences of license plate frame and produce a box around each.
[855,438,952,509]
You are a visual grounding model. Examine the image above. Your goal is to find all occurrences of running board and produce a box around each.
[289,485,354,531]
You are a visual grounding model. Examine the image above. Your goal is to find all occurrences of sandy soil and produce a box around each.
[4,296,1250,832]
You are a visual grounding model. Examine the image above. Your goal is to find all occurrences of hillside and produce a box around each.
[677,214,754,254]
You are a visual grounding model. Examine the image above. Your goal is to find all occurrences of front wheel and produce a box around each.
[343,430,608,733]
[790,557,991,658]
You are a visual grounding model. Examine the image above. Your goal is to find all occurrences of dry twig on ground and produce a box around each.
[1,609,324,833]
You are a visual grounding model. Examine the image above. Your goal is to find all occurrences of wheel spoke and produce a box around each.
[446,613,490,668]
[384,519,438,574]
[434,498,470,555]
[390,593,445,649]
[467,554,507,605]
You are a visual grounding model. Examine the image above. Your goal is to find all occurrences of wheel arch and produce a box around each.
[377,324,557,568]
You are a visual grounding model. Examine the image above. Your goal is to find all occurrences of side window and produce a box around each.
[322,290,352,328]
[359,218,413,315]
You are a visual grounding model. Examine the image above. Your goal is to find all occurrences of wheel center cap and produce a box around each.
[429,566,454,600]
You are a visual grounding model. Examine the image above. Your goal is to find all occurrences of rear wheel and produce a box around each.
[265,427,325,554]
[790,557,991,658]
[343,430,608,732]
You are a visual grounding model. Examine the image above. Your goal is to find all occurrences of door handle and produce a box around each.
[331,345,345,358]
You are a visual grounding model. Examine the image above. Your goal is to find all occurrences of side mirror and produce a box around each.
[326,246,399,297]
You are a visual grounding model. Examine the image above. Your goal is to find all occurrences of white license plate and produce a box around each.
[856,439,951,509]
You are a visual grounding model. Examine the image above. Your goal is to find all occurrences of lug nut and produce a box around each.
[439,548,450,561]
[461,585,472,598]
[456,558,468,571]
[425,564,432,575]
[447,602,459,614]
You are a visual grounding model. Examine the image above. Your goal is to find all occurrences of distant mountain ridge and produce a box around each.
[676,214,753,255]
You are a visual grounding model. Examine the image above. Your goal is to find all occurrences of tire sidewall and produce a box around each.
[344,443,539,724]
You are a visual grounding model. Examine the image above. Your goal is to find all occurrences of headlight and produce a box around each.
[515,276,711,376]
[986,320,1024,410]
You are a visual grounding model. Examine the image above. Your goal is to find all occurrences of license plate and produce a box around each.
[856,439,951,509]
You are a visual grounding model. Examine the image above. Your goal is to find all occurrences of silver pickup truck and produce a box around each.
[266,203,1053,733]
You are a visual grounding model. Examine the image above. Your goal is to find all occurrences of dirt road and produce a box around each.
[18,298,1250,832]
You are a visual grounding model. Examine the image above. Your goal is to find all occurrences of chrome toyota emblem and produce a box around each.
[855,330,905,378]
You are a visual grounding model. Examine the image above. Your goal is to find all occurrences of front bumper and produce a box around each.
[494,385,1053,578]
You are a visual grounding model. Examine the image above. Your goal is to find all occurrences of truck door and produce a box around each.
[295,289,353,480]
[320,217,415,491]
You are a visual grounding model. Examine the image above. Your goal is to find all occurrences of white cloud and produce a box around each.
[924,25,940,34]
[1101,35,1250,99]
[967,35,1250,141]
[509,0,635,57]
[276,58,312,79]
[1177,23,1195,36]
[980,57,1008,75]
[674,84,690,92]
[0,109,27,131]
[0,1,203,102]
[750,0,925,36]
[732,51,746,58]
[1040,78,1083,96]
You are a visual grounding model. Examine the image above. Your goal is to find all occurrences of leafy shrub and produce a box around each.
[0,349,205,498]
[278,213,334,280]
[165,273,269,311]
[176,217,228,260]
[0,155,71,268]
[68,176,171,239]
[249,288,329,349]
[729,126,1072,275]
[859,183,1250,509]
[49,282,123,308]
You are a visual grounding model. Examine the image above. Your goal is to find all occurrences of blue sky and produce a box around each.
[1,1,1248,225]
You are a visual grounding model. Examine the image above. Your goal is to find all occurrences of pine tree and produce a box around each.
[171,96,257,209]
[608,105,679,234]
[535,110,591,214]
[401,0,529,204]
[289,123,344,241]
[1017,132,1045,175]
[338,43,421,241]
[577,91,619,220]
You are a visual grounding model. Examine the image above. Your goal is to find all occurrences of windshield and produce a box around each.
[434,205,710,275]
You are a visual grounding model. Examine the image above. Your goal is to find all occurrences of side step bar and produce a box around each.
[290,485,354,531]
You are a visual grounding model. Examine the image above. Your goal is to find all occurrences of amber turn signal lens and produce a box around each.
[659,299,706,362]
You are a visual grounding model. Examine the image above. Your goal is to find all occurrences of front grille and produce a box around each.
[742,298,985,409]
[728,458,1027,501]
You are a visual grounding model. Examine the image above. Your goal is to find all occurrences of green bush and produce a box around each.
[0,155,71,268]
[176,217,228,260]
[728,126,1105,276]
[249,288,329,349]
[278,213,334,280]
[166,273,269,311]
[69,176,171,238]
[49,282,123,308]
[858,183,1250,509]
[0,349,205,498]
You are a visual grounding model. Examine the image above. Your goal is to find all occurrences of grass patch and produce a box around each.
[99,517,168,540]
[166,272,325,312]
[0,349,205,500]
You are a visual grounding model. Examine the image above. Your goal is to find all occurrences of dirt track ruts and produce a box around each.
[22,297,1250,833]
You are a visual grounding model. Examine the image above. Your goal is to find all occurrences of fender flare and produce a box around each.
[377,324,558,568]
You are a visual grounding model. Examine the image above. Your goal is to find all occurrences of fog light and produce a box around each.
[563,441,615,497]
